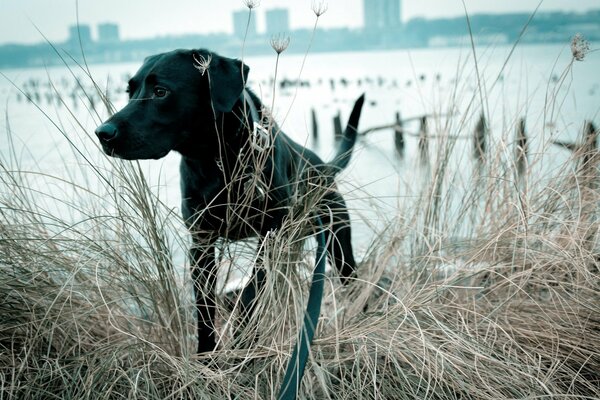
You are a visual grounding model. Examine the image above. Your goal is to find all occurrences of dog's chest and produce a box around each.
[180,173,289,240]
[183,193,286,240]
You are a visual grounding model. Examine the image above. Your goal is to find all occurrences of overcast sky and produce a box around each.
[1,0,598,45]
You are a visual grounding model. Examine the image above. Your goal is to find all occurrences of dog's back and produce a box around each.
[180,87,365,242]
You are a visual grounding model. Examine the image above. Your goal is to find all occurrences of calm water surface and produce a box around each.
[1,43,599,266]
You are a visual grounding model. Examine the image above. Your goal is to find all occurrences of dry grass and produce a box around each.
[1,109,599,399]
[1,15,599,396]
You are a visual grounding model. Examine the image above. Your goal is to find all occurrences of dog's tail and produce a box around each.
[326,93,365,176]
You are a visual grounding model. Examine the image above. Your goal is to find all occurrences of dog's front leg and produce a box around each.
[190,240,218,354]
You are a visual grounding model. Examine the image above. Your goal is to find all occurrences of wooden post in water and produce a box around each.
[582,120,598,169]
[418,116,428,162]
[515,117,528,175]
[474,113,487,161]
[394,111,404,156]
[333,111,343,141]
[580,120,598,192]
[579,120,598,253]
[311,108,319,141]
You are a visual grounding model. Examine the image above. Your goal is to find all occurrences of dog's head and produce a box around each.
[95,49,249,160]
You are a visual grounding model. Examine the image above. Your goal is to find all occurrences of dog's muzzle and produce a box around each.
[95,122,119,142]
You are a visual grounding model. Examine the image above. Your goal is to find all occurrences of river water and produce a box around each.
[1,43,599,279]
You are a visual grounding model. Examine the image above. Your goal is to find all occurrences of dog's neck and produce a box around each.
[176,90,261,173]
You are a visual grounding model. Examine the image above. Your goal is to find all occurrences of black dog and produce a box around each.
[95,49,364,353]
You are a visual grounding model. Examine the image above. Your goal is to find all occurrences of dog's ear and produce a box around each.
[206,53,249,113]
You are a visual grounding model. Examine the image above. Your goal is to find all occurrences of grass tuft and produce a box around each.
[1,108,599,398]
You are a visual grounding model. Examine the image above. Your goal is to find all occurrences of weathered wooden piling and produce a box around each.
[579,120,599,252]
[582,120,598,168]
[394,111,404,156]
[333,111,343,141]
[515,117,528,174]
[474,113,487,160]
[550,120,598,162]
[311,108,319,141]
[418,116,428,161]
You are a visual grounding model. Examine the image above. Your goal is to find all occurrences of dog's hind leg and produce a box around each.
[225,260,267,349]
[240,239,268,316]
[240,265,267,318]
[190,240,218,354]
[320,192,357,285]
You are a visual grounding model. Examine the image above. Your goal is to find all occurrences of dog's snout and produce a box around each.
[95,122,118,142]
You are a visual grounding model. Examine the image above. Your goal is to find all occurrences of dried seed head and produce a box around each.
[243,0,260,9]
[312,0,328,17]
[270,34,291,54]
[571,33,590,62]
[192,53,212,76]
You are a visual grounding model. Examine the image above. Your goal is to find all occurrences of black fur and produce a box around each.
[95,49,365,353]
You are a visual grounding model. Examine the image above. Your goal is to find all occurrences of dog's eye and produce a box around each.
[153,86,168,98]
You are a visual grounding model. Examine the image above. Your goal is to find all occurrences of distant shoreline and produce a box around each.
[0,38,583,72]
[1,9,598,70]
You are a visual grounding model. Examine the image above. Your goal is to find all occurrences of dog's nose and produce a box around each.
[95,122,118,142]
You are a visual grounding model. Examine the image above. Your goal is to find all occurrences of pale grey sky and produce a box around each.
[1,0,598,45]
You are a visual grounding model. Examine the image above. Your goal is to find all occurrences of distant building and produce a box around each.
[68,24,93,45]
[364,0,402,30]
[98,23,120,43]
[233,9,257,38]
[266,8,290,35]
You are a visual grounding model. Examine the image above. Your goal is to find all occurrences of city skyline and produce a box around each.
[69,3,401,45]
[1,0,599,46]
[364,0,402,30]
